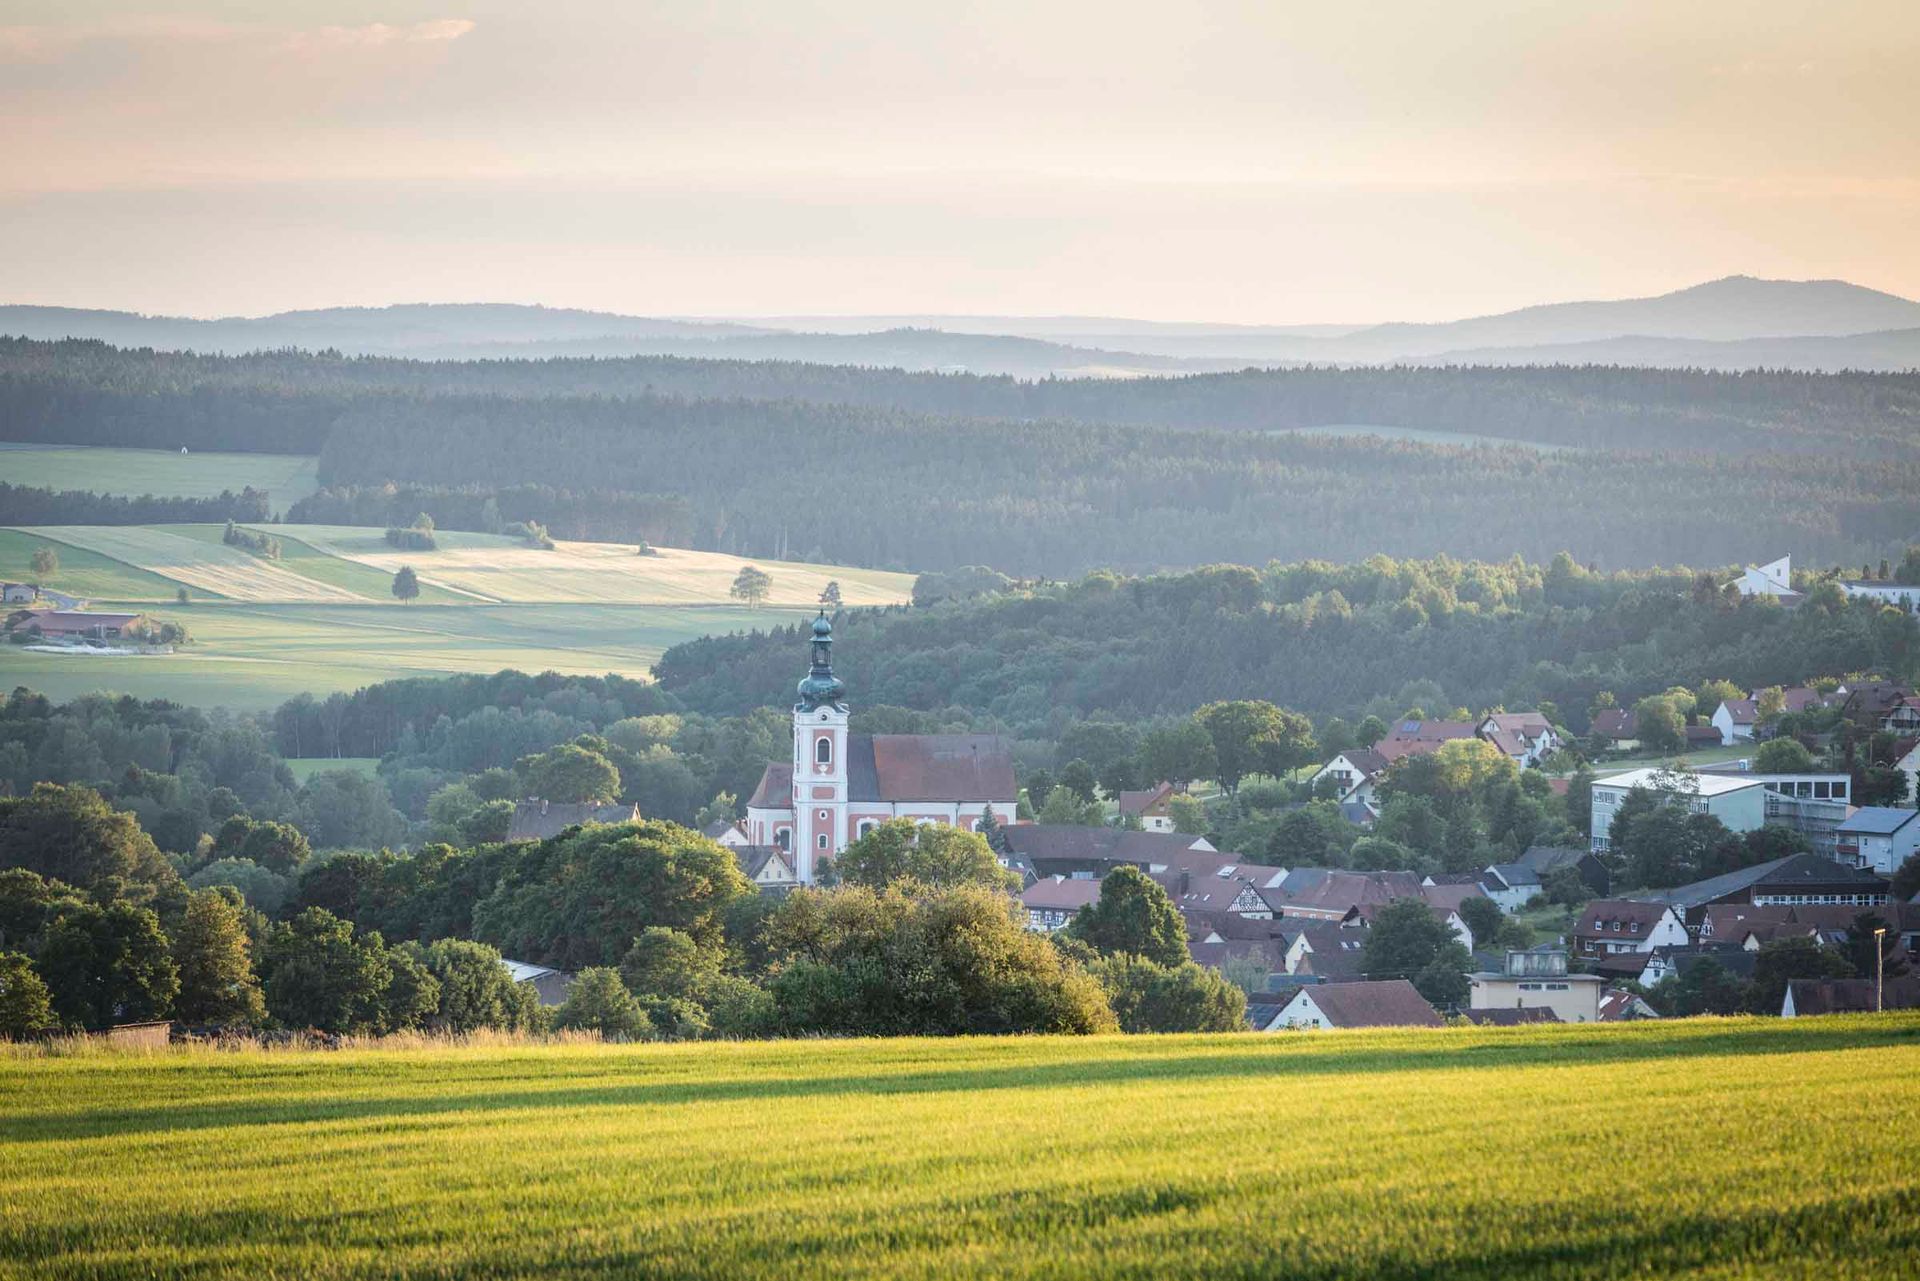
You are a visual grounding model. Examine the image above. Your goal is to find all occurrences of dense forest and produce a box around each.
[654,556,1920,732]
[8,337,1920,456]
[0,482,270,526]
[5,338,1918,573]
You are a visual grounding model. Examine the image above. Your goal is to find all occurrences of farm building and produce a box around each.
[9,609,147,640]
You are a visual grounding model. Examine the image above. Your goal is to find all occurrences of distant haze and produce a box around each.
[3,1,1918,321]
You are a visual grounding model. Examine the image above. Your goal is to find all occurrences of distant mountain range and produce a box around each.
[6,276,1919,376]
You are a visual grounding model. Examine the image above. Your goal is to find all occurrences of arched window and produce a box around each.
[857,820,875,838]
[816,833,829,850]
[774,828,790,850]
[816,735,833,767]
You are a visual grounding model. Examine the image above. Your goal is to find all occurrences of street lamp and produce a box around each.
[1874,927,1887,1014]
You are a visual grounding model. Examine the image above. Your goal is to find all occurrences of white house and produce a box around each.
[1711,698,1758,745]
[1835,807,1920,876]
[1308,748,1391,810]
[1261,980,1445,1030]
[1571,900,1690,960]
[1477,712,1561,767]
[1588,768,1766,853]
[1839,581,1920,610]
[1468,950,1607,1023]
[1730,555,1794,599]
[1021,876,1104,932]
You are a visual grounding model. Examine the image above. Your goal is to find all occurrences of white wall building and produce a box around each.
[1469,950,1606,1023]
[1588,768,1767,853]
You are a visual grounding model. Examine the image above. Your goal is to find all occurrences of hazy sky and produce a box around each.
[4,0,1917,322]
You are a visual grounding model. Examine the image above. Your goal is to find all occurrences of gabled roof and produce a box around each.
[1289,979,1443,1028]
[1575,899,1679,934]
[747,763,793,810]
[1327,748,1392,779]
[1000,826,1214,864]
[1645,854,1889,909]
[1486,863,1541,891]
[735,845,797,884]
[1420,883,1493,914]
[1517,845,1593,876]
[505,799,641,843]
[1596,989,1659,1021]
[859,734,1016,802]
[1117,782,1176,816]
[1590,709,1635,739]
[1838,807,1920,837]
[1720,698,1759,725]
[1272,870,1424,916]
[1295,949,1368,982]
[1021,876,1104,911]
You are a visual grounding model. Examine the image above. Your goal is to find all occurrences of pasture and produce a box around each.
[0,1016,1915,1279]
[0,601,822,710]
[0,444,321,507]
[10,526,367,603]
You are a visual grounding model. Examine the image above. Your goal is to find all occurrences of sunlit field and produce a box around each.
[0,445,322,507]
[3,1016,1915,1279]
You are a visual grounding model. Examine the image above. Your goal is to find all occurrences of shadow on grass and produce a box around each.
[6,1018,1915,1146]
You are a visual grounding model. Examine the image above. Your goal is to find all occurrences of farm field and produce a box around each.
[284,524,914,606]
[0,528,191,601]
[1,1017,1916,1279]
[10,525,367,603]
[0,444,321,508]
[0,601,820,710]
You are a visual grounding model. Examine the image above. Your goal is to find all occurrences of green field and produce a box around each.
[0,520,913,709]
[1,1017,1915,1279]
[0,601,811,710]
[0,444,320,508]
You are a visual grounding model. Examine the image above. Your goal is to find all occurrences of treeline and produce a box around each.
[653,556,1920,732]
[288,483,696,547]
[8,336,1920,457]
[0,482,269,526]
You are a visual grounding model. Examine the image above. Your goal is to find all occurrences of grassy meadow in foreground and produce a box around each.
[2,1016,1916,1279]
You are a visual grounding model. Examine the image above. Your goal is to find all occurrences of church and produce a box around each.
[744,614,1017,883]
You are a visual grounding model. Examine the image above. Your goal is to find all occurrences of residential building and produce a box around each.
[1116,782,1179,833]
[744,615,1017,882]
[1711,698,1759,744]
[1728,555,1794,600]
[1838,581,1920,610]
[1308,748,1392,811]
[1265,869,1424,921]
[1481,863,1542,913]
[0,582,37,604]
[1589,708,1638,751]
[1596,989,1661,1021]
[1468,949,1607,1023]
[1838,681,1914,730]
[1644,854,1889,922]
[1477,712,1561,767]
[1514,845,1611,897]
[1260,979,1444,1030]
[702,819,751,848]
[1834,807,1920,876]
[1881,696,1920,736]
[1022,876,1103,932]
[505,799,641,843]
[734,845,799,890]
[1588,768,1766,853]
[1571,900,1689,962]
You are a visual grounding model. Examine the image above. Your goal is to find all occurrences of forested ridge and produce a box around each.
[654,556,1920,732]
[4,336,1919,573]
[7,336,1920,454]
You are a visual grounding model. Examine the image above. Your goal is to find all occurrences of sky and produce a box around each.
[4,0,1918,323]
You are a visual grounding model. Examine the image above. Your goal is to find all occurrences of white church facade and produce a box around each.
[744,614,1018,883]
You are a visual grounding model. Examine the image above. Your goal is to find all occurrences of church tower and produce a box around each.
[792,612,849,883]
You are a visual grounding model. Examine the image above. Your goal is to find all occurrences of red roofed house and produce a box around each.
[1261,979,1444,1030]
[744,615,1017,883]
[1477,712,1562,767]
[1022,876,1104,932]
[1589,708,1638,751]
[1117,782,1179,832]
